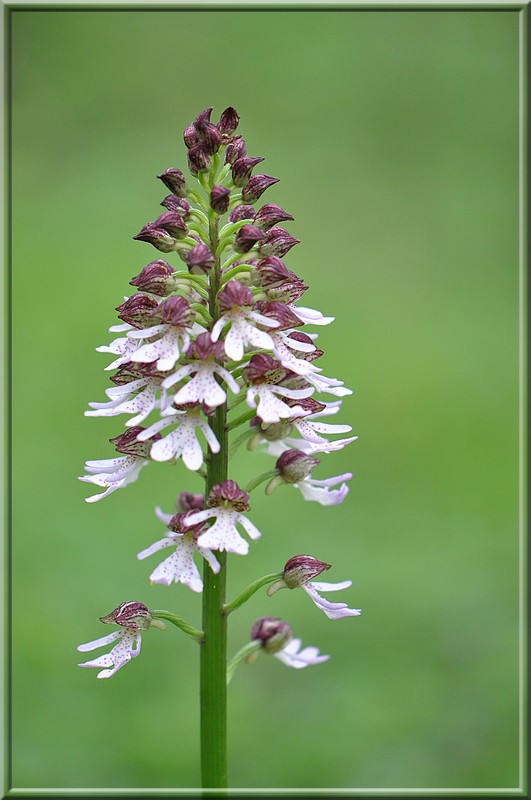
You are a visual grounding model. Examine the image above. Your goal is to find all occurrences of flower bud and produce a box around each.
[218,107,240,135]
[100,601,152,631]
[197,121,222,155]
[160,195,191,217]
[184,242,215,275]
[250,256,299,288]
[155,295,195,328]
[242,353,288,386]
[254,204,294,231]
[116,294,160,327]
[231,156,265,188]
[210,185,230,214]
[276,449,320,483]
[110,426,161,458]
[233,224,267,254]
[242,174,279,203]
[133,223,177,253]
[129,260,176,296]
[187,142,212,175]
[207,480,250,512]
[178,492,205,512]
[186,332,225,361]
[264,279,308,304]
[183,123,200,149]
[156,168,189,198]
[253,300,304,330]
[282,555,331,588]
[225,138,247,165]
[228,205,255,223]
[251,617,292,653]
[218,279,253,311]
[259,226,300,257]
[153,211,187,239]
[251,418,293,442]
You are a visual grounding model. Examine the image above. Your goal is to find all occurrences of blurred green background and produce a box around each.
[9,7,521,793]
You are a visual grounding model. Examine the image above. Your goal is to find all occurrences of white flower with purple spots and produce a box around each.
[268,556,362,620]
[274,638,330,668]
[184,480,261,556]
[269,449,352,506]
[211,281,280,362]
[78,601,153,679]
[136,405,220,470]
[125,295,196,372]
[250,617,329,669]
[96,322,143,371]
[162,333,240,409]
[137,508,220,592]
[243,354,314,424]
[79,427,159,502]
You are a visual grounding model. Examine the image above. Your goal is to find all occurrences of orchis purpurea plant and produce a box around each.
[78,106,361,789]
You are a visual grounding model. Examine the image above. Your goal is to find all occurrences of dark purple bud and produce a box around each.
[250,256,298,288]
[178,492,205,512]
[287,331,323,362]
[160,194,191,217]
[231,156,265,188]
[234,224,267,254]
[186,332,224,362]
[116,294,160,328]
[155,295,195,328]
[282,555,331,588]
[183,123,200,149]
[242,353,288,386]
[253,204,294,231]
[218,279,254,311]
[156,168,189,198]
[283,396,326,418]
[218,107,240,135]
[167,511,207,539]
[258,226,300,257]
[130,260,176,296]
[153,211,187,239]
[228,204,255,223]
[210,185,230,214]
[133,223,177,253]
[184,241,215,275]
[207,480,250,512]
[197,121,222,155]
[276,449,320,483]
[193,107,213,127]
[253,300,304,330]
[264,279,308,304]
[251,617,292,653]
[109,426,161,458]
[242,174,279,203]
[100,601,152,631]
[187,142,212,175]
[110,361,165,386]
[225,138,247,165]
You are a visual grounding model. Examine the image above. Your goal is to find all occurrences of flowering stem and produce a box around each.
[200,206,228,791]
[226,641,262,685]
[151,610,203,640]
[223,573,283,615]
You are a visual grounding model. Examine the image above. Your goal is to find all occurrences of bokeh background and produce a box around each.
[9,7,522,792]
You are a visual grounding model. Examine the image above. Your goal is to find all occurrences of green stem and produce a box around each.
[228,427,255,459]
[150,611,203,640]
[244,469,278,494]
[223,573,283,615]
[227,407,255,431]
[221,263,254,284]
[200,205,228,791]
[226,641,262,685]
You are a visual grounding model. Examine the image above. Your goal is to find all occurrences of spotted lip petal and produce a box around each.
[273,637,330,669]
